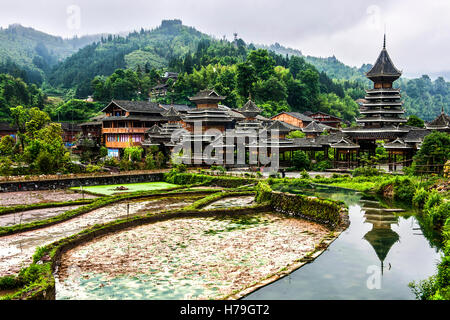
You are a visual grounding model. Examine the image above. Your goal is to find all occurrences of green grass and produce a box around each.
[70,182,178,196]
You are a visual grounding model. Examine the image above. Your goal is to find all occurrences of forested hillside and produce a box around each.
[48,20,211,97]
[0,20,448,122]
[0,24,104,85]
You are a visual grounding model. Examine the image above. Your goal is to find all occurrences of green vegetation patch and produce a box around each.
[70,182,178,196]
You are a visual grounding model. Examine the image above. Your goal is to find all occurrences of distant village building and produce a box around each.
[271,112,313,129]
[0,122,17,140]
[75,37,446,171]
[101,100,166,158]
[303,111,343,128]
[58,122,82,147]
[150,72,179,98]
[425,107,450,132]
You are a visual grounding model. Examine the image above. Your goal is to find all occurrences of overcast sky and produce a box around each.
[1,0,449,79]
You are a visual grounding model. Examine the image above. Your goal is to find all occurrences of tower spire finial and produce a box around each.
[383,24,387,49]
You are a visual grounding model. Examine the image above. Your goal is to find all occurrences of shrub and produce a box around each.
[144,153,156,170]
[394,178,416,203]
[268,171,280,178]
[352,166,380,177]
[312,160,332,172]
[300,170,309,179]
[0,157,13,176]
[155,152,166,168]
[123,146,143,162]
[424,190,442,214]
[409,276,438,300]
[18,264,42,284]
[99,146,108,158]
[255,181,272,203]
[102,157,119,167]
[0,276,20,290]
[292,151,311,171]
[428,202,450,228]
[211,165,226,173]
[119,159,133,171]
[412,188,428,208]
[85,164,102,173]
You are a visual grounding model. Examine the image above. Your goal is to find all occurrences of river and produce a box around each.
[244,185,442,300]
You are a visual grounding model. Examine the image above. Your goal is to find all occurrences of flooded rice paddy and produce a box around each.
[203,196,255,210]
[55,213,329,300]
[0,196,200,277]
[0,190,97,206]
[0,205,84,227]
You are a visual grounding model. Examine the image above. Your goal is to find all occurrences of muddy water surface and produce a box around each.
[55,213,329,300]
[0,205,83,227]
[0,190,97,206]
[203,196,255,210]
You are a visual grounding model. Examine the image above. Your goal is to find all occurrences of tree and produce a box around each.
[254,76,288,103]
[10,105,29,151]
[286,130,306,139]
[292,151,311,170]
[414,132,450,174]
[25,107,51,139]
[0,135,15,156]
[406,115,425,128]
[288,56,306,79]
[247,49,275,80]
[124,146,144,162]
[236,62,257,99]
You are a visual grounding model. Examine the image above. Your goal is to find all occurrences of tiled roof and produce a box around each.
[366,36,402,81]
[330,138,360,149]
[274,112,313,122]
[302,121,332,133]
[102,100,165,113]
[162,106,181,119]
[189,89,226,102]
[426,110,450,128]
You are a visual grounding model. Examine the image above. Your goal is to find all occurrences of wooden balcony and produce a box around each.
[105,141,143,149]
[102,128,147,134]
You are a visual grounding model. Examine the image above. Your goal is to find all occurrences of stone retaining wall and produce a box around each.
[0,173,164,192]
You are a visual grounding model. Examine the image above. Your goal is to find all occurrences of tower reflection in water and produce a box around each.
[361,199,401,275]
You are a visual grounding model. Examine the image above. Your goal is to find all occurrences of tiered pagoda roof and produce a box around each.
[183,109,233,123]
[351,35,407,135]
[162,106,182,121]
[264,120,295,134]
[102,100,165,114]
[239,100,262,119]
[425,108,450,131]
[188,89,226,103]
[366,35,402,83]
